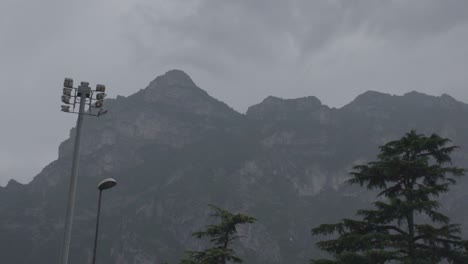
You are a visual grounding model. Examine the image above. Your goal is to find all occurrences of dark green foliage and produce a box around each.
[312,131,468,263]
[180,205,256,264]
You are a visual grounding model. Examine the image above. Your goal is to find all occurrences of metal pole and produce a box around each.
[59,90,87,264]
[91,190,103,264]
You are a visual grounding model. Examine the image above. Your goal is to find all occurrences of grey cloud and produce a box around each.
[359,0,468,39]
[126,0,468,70]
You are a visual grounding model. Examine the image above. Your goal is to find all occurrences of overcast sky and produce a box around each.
[1,0,468,186]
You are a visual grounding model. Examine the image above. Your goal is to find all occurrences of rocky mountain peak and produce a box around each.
[246,96,323,120]
[344,90,393,109]
[2,179,26,193]
[149,69,196,87]
[140,70,235,116]
[403,90,427,97]
[142,70,204,102]
[343,90,467,113]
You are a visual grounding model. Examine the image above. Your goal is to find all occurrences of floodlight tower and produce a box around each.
[59,78,107,264]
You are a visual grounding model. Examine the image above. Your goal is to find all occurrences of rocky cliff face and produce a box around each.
[1,70,468,264]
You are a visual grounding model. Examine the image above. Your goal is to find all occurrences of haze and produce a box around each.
[1,0,468,186]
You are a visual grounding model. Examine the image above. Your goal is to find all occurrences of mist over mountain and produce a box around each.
[1,70,468,263]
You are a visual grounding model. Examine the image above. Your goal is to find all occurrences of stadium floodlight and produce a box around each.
[59,79,108,116]
[96,93,106,100]
[63,88,73,96]
[61,105,71,112]
[59,78,109,264]
[62,95,72,104]
[96,84,106,92]
[94,100,104,108]
[64,78,73,88]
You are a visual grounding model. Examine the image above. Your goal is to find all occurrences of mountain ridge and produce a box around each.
[1,70,468,264]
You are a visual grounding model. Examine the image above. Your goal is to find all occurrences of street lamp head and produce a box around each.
[97,178,117,191]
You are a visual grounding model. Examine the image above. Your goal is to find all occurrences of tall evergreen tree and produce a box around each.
[180,205,256,264]
[312,131,468,264]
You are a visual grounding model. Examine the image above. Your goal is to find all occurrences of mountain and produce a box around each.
[1,70,468,263]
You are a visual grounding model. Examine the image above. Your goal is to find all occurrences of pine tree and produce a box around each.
[312,130,468,264]
[180,205,256,264]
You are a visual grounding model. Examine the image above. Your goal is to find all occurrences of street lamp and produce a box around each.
[92,178,117,264]
[59,78,108,264]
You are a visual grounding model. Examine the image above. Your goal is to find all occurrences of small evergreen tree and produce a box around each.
[312,130,468,263]
[180,205,256,264]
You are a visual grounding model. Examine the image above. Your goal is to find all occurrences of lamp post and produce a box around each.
[59,79,108,264]
[92,178,117,264]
